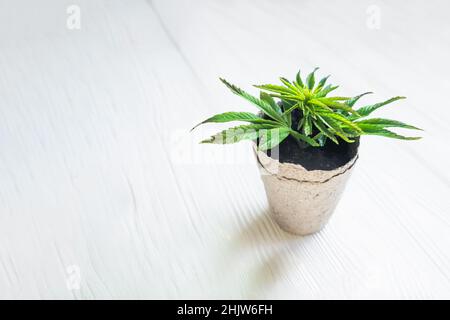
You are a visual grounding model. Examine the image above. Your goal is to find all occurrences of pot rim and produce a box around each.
[252,143,358,183]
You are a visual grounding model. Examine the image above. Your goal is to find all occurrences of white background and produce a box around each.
[0,0,449,299]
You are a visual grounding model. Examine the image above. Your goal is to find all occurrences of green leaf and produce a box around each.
[318,114,354,143]
[316,85,339,97]
[309,98,328,108]
[326,101,359,115]
[280,99,295,111]
[316,98,359,115]
[270,94,305,101]
[279,77,299,92]
[296,117,305,131]
[201,124,268,144]
[260,92,282,114]
[254,84,295,95]
[295,70,304,88]
[303,116,312,135]
[318,112,363,132]
[316,133,327,147]
[289,129,320,147]
[308,98,333,112]
[346,92,372,107]
[322,96,352,101]
[306,67,319,90]
[191,112,279,131]
[258,127,290,151]
[313,119,339,144]
[314,75,330,92]
[220,78,284,123]
[279,78,306,100]
[353,96,406,119]
[355,118,422,130]
[282,100,296,127]
[341,127,361,138]
[358,125,422,140]
[284,108,292,127]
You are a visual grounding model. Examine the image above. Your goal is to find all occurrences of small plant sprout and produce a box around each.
[192,68,422,151]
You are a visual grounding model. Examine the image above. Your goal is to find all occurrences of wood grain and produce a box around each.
[0,0,448,299]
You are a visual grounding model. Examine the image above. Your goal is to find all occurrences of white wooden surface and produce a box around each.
[0,0,449,299]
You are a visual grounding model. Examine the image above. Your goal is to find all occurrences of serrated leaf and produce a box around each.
[318,112,362,132]
[220,78,284,123]
[355,118,422,130]
[260,92,282,114]
[316,85,339,97]
[327,101,359,115]
[309,98,328,108]
[308,98,333,112]
[254,84,295,95]
[279,77,299,92]
[314,75,330,93]
[346,92,373,107]
[280,100,295,126]
[313,120,339,144]
[271,94,304,101]
[358,125,421,140]
[316,133,327,147]
[321,96,352,101]
[191,111,279,131]
[341,127,361,138]
[295,70,304,88]
[313,119,339,144]
[303,116,312,135]
[318,115,354,143]
[201,124,269,144]
[353,96,406,119]
[306,67,319,90]
[280,99,295,111]
[258,127,290,151]
[289,130,319,147]
[297,117,305,131]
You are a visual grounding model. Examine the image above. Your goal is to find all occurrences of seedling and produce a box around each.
[193,68,421,151]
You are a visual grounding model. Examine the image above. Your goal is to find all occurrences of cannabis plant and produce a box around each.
[192,68,421,150]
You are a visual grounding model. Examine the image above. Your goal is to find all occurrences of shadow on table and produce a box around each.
[232,209,318,297]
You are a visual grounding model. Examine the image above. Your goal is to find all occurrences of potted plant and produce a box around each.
[192,68,422,235]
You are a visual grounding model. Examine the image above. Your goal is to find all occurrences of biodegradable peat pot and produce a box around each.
[253,137,359,236]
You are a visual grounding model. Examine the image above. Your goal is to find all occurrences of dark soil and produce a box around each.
[265,135,359,171]
[262,106,359,171]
